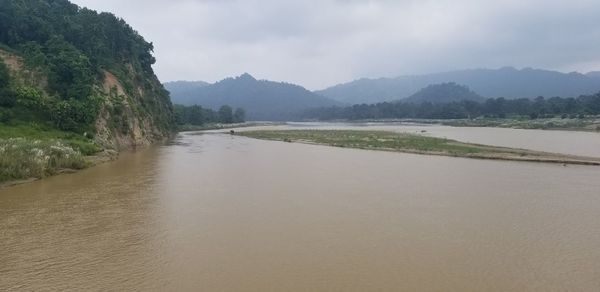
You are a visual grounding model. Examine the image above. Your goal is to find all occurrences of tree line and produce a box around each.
[302,93,600,120]
[174,105,245,126]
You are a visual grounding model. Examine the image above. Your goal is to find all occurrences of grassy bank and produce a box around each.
[0,123,106,185]
[238,130,600,165]
[0,138,88,183]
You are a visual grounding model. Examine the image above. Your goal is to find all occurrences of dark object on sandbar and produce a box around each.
[230,130,235,135]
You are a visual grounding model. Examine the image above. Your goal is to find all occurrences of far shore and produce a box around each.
[299,117,600,132]
[177,121,283,132]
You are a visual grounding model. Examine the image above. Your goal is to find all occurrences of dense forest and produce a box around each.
[403,83,484,104]
[302,93,600,120]
[0,0,174,144]
[174,104,245,126]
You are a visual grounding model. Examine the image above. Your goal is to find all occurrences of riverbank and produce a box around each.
[343,117,600,132]
[0,138,118,189]
[438,117,600,132]
[0,123,117,188]
[0,121,276,188]
[178,122,283,132]
[238,129,600,165]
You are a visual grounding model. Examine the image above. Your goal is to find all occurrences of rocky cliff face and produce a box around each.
[0,48,174,150]
[94,70,173,149]
[0,0,176,150]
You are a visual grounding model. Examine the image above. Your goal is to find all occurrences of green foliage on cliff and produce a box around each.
[173,104,246,126]
[0,0,174,139]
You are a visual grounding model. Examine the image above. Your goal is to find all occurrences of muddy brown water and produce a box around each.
[2,125,600,291]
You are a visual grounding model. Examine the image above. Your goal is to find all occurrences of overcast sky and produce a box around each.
[71,0,600,90]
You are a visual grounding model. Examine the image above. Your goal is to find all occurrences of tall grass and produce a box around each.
[0,138,88,183]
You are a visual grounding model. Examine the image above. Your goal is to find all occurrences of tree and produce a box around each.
[187,105,204,125]
[301,93,600,121]
[0,61,15,107]
[233,108,246,123]
[45,36,94,100]
[218,105,233,123]
[173,104,240,125]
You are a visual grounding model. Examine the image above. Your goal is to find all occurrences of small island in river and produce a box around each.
[237,130,600,166]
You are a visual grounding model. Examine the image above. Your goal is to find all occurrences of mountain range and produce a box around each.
[165,73,338,120]
[165,67,600,121]
[316,67,600,104]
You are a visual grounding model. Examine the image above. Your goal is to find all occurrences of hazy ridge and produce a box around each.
[317,67,600,104]
[165,73,338,120]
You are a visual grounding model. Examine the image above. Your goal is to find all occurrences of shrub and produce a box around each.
[0,108,12,123]
[0,138,88,182]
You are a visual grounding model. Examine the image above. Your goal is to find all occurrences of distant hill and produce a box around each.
[586,71,600,78]
[164,80,210,99]
[403,83,484,104]
[316,67,600,104]
[165,73,339,121]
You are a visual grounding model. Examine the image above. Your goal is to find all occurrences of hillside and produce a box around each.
[163,80,210,100]
[166,73,338,120]
[317,67,600,104]
[0,0,176,183]
[0,0,174,150]
[403,83,484,104]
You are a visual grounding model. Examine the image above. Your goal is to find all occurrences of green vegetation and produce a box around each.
[0,0,175,184]
[0,121,103,184]
[303,94,600,122]
[174,104,245,127]
[404,83,484,104]
[0,138,88,183]
[238,130,600,165]
[165,73,338,121]
[0,0,174,137]
[0,122,99,154]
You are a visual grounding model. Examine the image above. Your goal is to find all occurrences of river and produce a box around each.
[1,124,600,291]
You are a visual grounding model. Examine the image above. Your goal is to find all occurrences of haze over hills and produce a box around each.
[317,67,600,104]
[165,73,339,121]
[163,80,210,100]
[403,83,484,104]
[586,71,600,78]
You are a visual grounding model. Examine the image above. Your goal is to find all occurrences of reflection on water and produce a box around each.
[2,128,600,291]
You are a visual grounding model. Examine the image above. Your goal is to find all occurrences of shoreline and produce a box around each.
[0,122,267,190]
[3,122,598,190]
[0,149,119,190]
[237,129,600,166]
[177,122,283,133]
[302,118,600,133]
